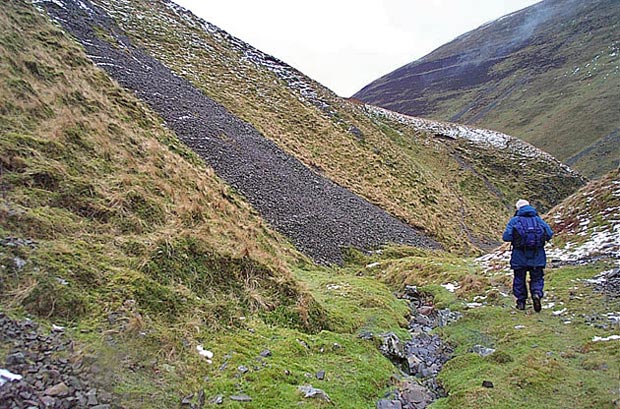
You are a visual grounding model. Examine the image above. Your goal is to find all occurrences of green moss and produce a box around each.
[126,275,191,321]
[5,77,36,98]
[23,59,60,82]
[434,263,620,408]
[23,275,89,322]
[123,190,165,226]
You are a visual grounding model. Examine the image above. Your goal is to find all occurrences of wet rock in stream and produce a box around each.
[376,286,461,408]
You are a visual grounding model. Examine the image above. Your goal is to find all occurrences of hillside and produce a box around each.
[1,1,614,408]
[1,0,329,336]
[354,0,620,179]
[36,0,583,256]
[479,167,620,269]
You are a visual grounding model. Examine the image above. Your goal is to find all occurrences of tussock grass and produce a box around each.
[433,263,620,409]
[0,3,422,406]
[1,0,323,377]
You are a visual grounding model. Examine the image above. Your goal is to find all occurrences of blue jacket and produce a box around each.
[502,205,553,269]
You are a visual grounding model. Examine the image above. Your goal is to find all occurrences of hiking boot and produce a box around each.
[532,294,542,312]
[516,301,526,310]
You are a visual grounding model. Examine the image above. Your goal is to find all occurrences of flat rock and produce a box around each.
[44,382,70,397]
[229,394,252,402]
[298,385,331,402]
[377,399,403,409]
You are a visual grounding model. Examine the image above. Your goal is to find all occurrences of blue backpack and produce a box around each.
[513,216,545,249]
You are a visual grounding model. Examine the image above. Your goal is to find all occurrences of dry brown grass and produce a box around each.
[1,1,319,339]
[4,276,38,309]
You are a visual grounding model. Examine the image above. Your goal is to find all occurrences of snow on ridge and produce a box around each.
[161,0,334,115]
[545,181,620,264]
[364,104,578,175]
[31,0,66,8]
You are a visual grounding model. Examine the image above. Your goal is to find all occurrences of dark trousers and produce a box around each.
[513,267,544,302]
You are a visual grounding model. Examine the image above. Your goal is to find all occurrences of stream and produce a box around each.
[375,286,461,409]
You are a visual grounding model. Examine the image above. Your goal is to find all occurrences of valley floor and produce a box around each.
[1,248,618,408]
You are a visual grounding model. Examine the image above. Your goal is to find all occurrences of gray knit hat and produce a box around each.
[515,199,530,209]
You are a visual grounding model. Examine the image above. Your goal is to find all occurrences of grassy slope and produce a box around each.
[90,0,584,252]
[546,168,620,249]
[433,263,619,409]
[429,169,620,408]
[0,0,322,327]
[0,2,345,405]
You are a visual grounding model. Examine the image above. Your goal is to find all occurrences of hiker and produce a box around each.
[502,199,553,312]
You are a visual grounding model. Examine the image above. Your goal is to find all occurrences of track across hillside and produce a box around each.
[40,0,438,263]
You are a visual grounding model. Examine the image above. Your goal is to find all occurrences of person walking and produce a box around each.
[502,199,553,312]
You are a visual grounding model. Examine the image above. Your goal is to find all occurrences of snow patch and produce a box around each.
[592,335,620,342]
[552,308,567,316]
[196,345,213,363]
[31,0,65,8]
[364,105,579,178]
[441,282,460,293]
[0,369,22,386]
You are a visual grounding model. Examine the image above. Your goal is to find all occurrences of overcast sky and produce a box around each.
[172,0,541,97]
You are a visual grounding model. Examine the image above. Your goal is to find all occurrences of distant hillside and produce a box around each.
[354,0,620,179]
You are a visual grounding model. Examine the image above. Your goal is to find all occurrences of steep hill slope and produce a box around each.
[0,2,343,406]
[36,0,437,264]
[354,0,620,179]
[544,168,619,263]
[37,0,584,255]
[1,0,326,345]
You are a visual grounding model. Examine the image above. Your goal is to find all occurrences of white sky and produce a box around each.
[172,0,541,97]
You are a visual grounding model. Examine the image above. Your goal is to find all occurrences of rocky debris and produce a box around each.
[375,286,458,408]
[209,395,224,405]
[38,0,439,265]
[377,399,403,409]
[297,385,331,402]
[180,390,205,408]
[0,313,115,408]
[0,236,36,274]
[0,369,22,386]
[0,237,37,249]
[482,380,494,388]
[585,267,620,298]
[582,312,620,330]
[229,394,252,402]
[398,381,433,407]
[471,345,496,357]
